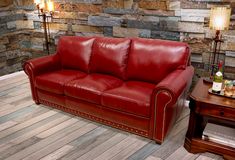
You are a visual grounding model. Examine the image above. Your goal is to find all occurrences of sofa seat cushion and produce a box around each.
[64,73,123,104]
[101,81,155,117]
[35,69,86,94]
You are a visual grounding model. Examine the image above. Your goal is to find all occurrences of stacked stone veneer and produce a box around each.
[0,0,235,83]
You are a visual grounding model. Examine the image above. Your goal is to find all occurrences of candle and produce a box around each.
[34,0,41,5]
[39,1,45,9]
[47,1,54,12]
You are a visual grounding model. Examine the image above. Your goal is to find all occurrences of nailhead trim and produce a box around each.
[38,99,149,137]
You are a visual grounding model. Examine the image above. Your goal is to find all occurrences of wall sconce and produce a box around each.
[34,0,55,55]
[204,6,231,83]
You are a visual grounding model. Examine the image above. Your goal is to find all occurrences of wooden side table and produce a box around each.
[184,78,235,160]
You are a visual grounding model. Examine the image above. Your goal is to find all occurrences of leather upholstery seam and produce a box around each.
[153,90,173,141]
[184,46,190,68]
[25,64,39,101]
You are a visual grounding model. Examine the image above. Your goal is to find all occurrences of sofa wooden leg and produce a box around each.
[154,139,163,144]
[35,100,40,105]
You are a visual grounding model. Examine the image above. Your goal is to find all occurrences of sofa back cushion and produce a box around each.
[126,38,190,84]
[90,37,131,79]
[57,36,95,73]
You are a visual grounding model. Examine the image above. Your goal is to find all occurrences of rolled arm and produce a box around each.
[23,54,61,76]
[23,54,61,104]
[154,65,194,104]
[150,66,194,143]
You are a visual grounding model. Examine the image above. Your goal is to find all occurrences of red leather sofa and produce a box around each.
[23,36,194,143]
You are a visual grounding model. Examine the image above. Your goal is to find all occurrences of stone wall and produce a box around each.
[0,0,50,75]
[0,0,234,83]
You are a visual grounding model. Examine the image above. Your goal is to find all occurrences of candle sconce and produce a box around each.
[34,0,55,55]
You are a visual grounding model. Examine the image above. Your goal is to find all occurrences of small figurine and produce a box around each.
[224,80,234,97]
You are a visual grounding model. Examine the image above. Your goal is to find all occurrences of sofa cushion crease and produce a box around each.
[64,73,123,104]
[35,69,87,94]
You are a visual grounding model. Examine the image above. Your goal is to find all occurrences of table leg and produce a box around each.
[184,100,205,153]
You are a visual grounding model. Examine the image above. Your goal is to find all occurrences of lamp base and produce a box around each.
[203,77,213,83]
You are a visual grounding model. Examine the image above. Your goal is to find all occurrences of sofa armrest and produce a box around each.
[150,66,194,143]
[154,65,194,104]
[23,54,61,77]
[23,54,61,104]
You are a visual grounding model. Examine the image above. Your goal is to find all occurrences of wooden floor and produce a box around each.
[0,72,223,160]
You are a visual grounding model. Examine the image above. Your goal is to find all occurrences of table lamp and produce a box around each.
[204,6,231,83]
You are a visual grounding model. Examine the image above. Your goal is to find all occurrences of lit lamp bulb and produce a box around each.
[214,16,224,30]
[47,1,55,13]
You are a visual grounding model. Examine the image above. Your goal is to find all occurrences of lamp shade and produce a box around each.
[209,6,231,31]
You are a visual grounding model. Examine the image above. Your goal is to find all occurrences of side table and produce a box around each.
[184,78,235,160]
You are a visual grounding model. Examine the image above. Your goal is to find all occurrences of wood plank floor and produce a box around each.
[0,72,224,160]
